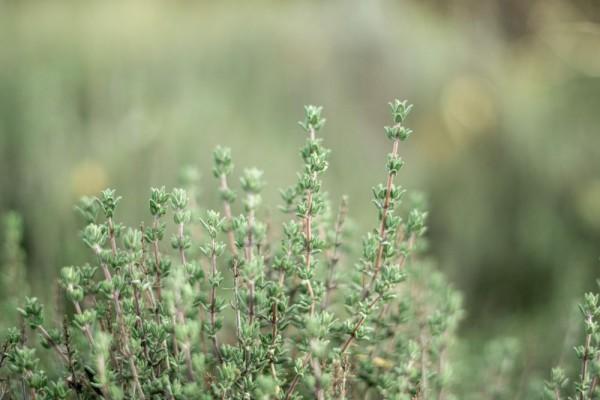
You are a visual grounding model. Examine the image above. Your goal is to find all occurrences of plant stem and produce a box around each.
[589,376,598,399]
[104,218,146,400]
[175,220,195,379]
[322,196,348,309]
[284,353,311,400]
[217,173,243,345]
[304,127,317,317]
[73,302,95,347]
[36,325,69,364]
[367,138,399,294]
[210,238,223,363]
[312,358,325,400]
[581,320,592,400]
[340,294,382,355]
[151,216,163,302]
[219,175,237,255]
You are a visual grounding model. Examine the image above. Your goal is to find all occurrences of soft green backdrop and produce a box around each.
[2,0,600,394]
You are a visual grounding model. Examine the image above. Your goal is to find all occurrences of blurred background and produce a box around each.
[1,0,600,395]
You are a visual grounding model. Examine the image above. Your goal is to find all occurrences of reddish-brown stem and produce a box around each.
[37,325,69,364]
[312,358,325,400]
[103,219,146,399]
[322,197,348,309]
[151,217,163,302]
[244,199,257,324]
[589,375,598,399]
[284,353,312,400]
[210,239,223,363]
[304,190,316,316]
[303,126,318,316]
[340,294,383,355]
[132,283,151,368]
[580,323,593,400]
[175,221,195,379]
[73,302,95,347]
[139,224,169,382]
[217,174,242,342]
[231,258,242,341]
[219,175,237,255]
[367,139,399,293]
[271,302,278,340]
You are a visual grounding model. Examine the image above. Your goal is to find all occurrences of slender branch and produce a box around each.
[175,219,195,379]
[366,138,399,294]
[36,325,69,364]
[322,196,348,309]
[284,353,311,400]
[419,327,429,397]
[218,173,243,342]
[73,302,95,347]
[312,358,325,400]
[340,294,382,355]
[151,217,163,302]
[304,189,316,317]
[139,224,170,382]
[231,258,242,343]
[589,376,598,399]
[219,174,237,255]
[210,239,223,363]
[102,218,146,400]
[581,321,593,400]
[302,126,318,317]
[344,235,415,356]
[63,317,83,399]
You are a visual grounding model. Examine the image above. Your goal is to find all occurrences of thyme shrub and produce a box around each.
[1,100,463,399]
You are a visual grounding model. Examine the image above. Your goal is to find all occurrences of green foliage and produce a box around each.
[544,288,600,400]
[0,211,29,325]
[0,100,464,399]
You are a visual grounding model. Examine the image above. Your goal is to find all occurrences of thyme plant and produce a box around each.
[1,100,463,399]
[544,289,600,400]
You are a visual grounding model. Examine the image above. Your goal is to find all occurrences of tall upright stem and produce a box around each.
[218,174,242,341]
[103,218,145,400]
[175,220,195,379]
[580,320,592,400]
[322,197,348,309]
[219,175,237,255]
[151,217,163,302]
[209,239,223,363]
[304,127,317,317]
[367,139,399,293]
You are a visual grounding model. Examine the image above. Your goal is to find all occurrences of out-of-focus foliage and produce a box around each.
[1,212,29,326]
[1,0,600,395]
[0,102,467,399]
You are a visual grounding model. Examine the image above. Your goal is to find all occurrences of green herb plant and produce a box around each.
[0,100,463,399]
[544,288,600,400]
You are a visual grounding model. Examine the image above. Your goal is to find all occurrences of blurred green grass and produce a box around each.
[2,0,600,389]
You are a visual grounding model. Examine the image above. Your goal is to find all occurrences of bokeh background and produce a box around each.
[1,0,600,395]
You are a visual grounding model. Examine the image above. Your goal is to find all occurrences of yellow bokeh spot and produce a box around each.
[576,180,600,229]
[372,356,394,369]
[441,76,498,143]
[71,161,108,197]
